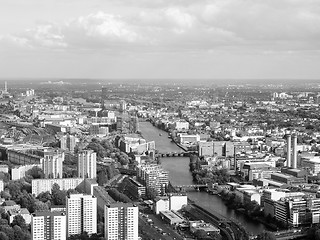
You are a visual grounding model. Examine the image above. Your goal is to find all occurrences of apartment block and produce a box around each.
[11,164,41,180]
[104,203,138,240]
[41,150,64,179]
[60,134,77,153]
[31,211,66,240]
[137,164,169,195]
[32,178,84,196]
[78,150,97,179]
[66,194,97,237]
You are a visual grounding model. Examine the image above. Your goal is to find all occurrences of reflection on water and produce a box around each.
[161,157,266,235]
[139,121,266,235]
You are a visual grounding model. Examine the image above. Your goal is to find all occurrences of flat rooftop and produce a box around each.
[271,173,293,179]
[160,210,184,221]
[190,221,220,232]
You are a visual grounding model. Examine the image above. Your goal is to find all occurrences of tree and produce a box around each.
[11,215,27,230]
[37,191,52,203]
[118,153,130,166]
[0,232,9,240]
[97,170,108,186]
[52,190,67,206]
[51,183,67,205]
[209,232,222,240]
[13,226,23,240]
[33,201,50,212]
[0,219,8,226]
[315,229,320,240]
[16,192,36,213]
[107,188,131,203]
[0,173,10,182]
[0,226,13,240]
[194,229,208,239]
[5,182,22,200]
[257,231,276,240]
[67,189,78,195]
[146,188,158,200]
[0,191,11,200]
[26,167,44,179]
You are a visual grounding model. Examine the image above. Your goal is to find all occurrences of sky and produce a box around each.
[0,0,320,80]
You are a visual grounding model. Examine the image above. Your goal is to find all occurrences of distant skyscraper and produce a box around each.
[31,211,66,240]
[66,194,97,237]
[41,150,64,179]
[77,150,97,179]
[104,203,138,240]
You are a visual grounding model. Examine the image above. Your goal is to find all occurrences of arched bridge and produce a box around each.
[156,151,198,158]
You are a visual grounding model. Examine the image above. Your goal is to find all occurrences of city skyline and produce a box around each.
[0,0,320,80]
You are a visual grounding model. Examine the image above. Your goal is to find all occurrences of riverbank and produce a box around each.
[139,121,267,235]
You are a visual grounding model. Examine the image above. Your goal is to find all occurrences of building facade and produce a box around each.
[104,203,138,240]
[41,150,64,179]
[31,211,66,240]
[60,134,77,153]
[32,178,84,196]
[78,150,97,179]
[66,194,97,237]
[137,164,169,195]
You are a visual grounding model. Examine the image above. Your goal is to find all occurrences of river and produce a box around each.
[139,121,266,235]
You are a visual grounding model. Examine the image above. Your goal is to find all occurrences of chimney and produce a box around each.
[286,134,291,167]
[292,134,297,168]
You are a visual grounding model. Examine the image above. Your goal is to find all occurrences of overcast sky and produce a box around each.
[0,0,319,80]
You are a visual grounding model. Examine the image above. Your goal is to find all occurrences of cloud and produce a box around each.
[0,35,31,50]
[25,24,67,48]
[1,0,320,54]
[65,12,142,44]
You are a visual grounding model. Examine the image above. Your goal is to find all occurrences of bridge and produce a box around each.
[156,151,198,158]
[275,230,308,240]
[156,152,187,158]
[173,184,208,191]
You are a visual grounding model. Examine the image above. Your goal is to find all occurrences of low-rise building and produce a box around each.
[169,194,188,211]
[154,194,188,214]
[0,164,9,173]
[189,221,220,235]
[122,177,146,199]
[234,185,261,205]
[270,172,306,185]
[0,200,20,213]
[32,178,84,196]
[154,196,169,214]
[8,208,31,224]
[178,134,200,145]
[11,164,41,180]
[264,194,320,227]
[301,157,320,175]
[160,210,185,225]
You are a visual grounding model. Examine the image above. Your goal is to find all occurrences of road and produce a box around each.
[138,204,185,240]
